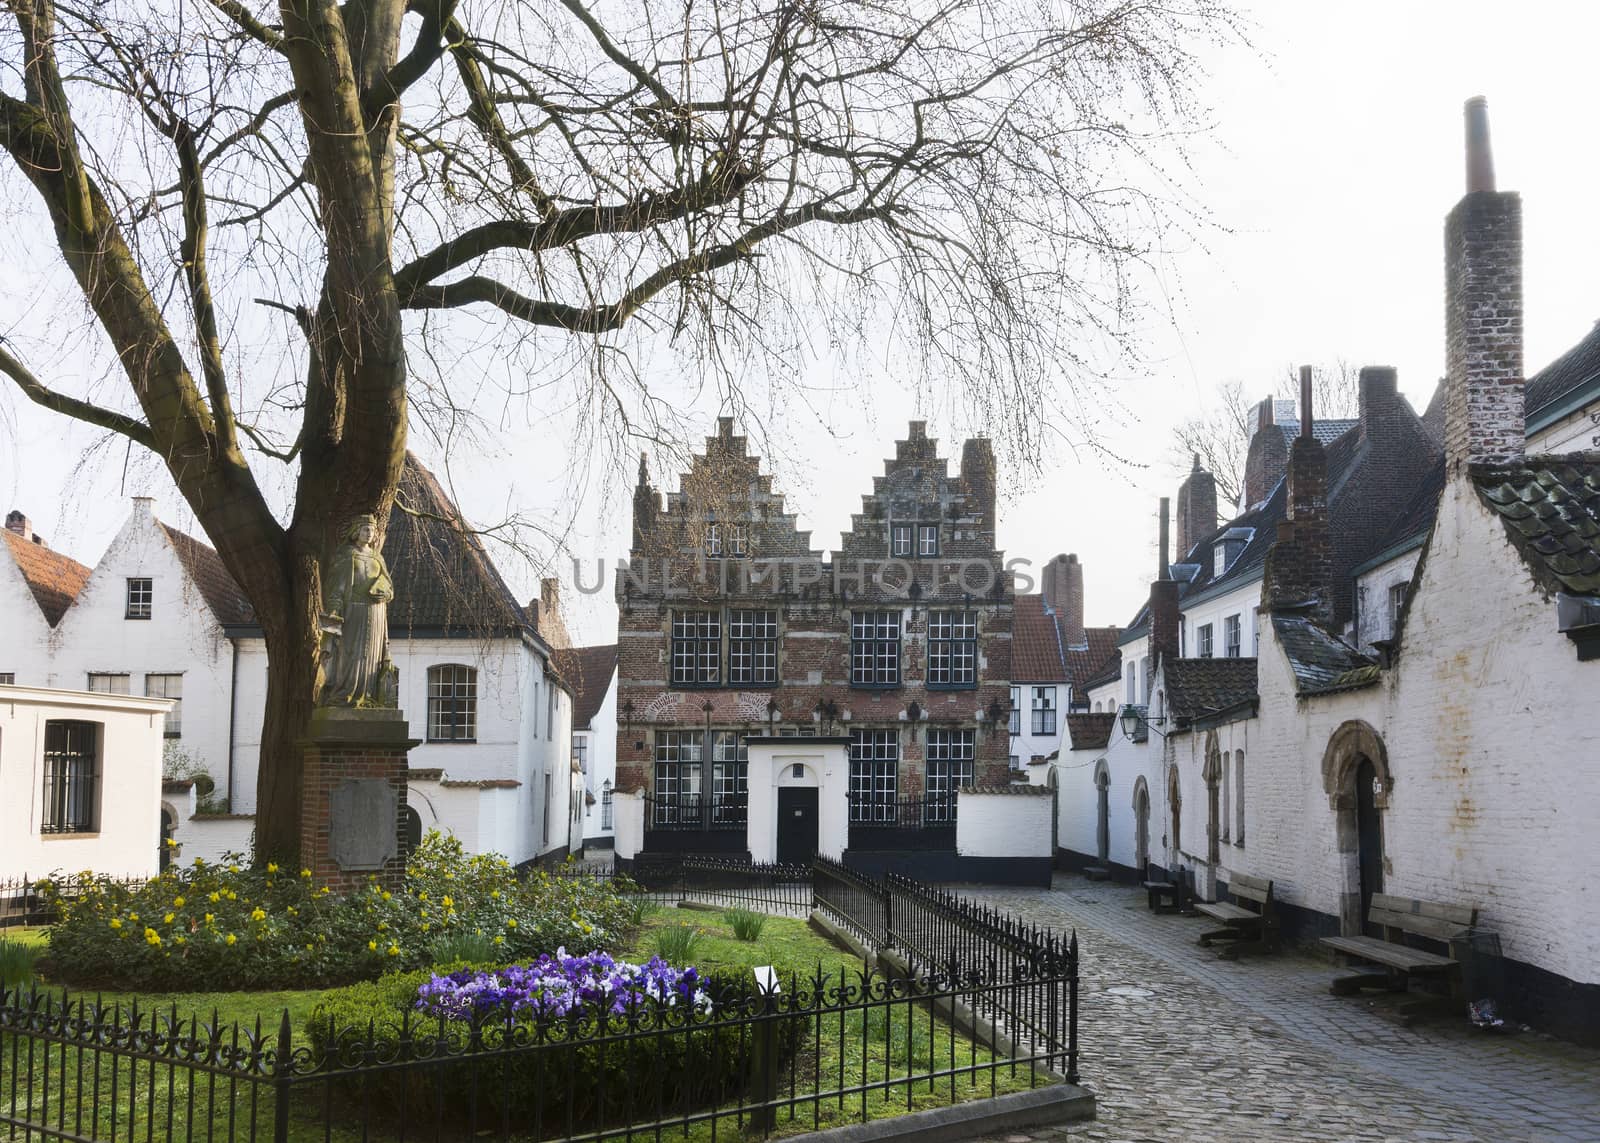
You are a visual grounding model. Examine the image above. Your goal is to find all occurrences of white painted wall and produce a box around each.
[0,537,57,687]
[1353,548,1424,649]
[956,790,1052,858]
[746,741,849,863]
[612,791,644,860]
[0,685,170,880]
[581,665,618,842]
[1009,680,1064,785]
[1526,405,1600,453]
[1181,578,1262,662]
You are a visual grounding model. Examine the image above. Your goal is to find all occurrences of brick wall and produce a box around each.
[299,743,408,893]
[616,420,1013,805]
[1444,191,1524,469]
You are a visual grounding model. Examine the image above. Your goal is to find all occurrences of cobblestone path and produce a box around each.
[966,877,1600,1143]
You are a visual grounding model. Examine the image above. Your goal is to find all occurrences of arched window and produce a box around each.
[1234,750,1245,844]
[427,665,478,742]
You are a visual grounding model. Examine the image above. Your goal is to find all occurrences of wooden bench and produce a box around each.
[1142,867,1192,915]
[1320,893,1477,998]
[1195,872,1279,957]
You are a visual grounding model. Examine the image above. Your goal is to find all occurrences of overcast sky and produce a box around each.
[4,1,1598,645]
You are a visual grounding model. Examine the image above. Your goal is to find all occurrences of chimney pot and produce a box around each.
[1465,96,1495,193]
[1299,366,1314,440]
[1157,497,1171,581]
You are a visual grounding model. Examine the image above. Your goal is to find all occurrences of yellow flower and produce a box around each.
[175,935,186,945]
[387,944,400,957]
[129,912,140,921]
[209,892,221,903]
[581,922,592,934]
[377,921,388,932]
[420,922,430,933]
[381,891,391,901]
[144,927,161,946]
[194,857,206,866]
[493,935,505,946]
[506,918,517,929]
[109,918,122,930]
[225,933,237,946]
[250,907,266,922]
[417,891,428,902]
[300,869,312,879]
[173,896,185,907]
[490,890,500,900]
[368,940,378,951]
[228,865,240,874]
[204,913,214,924]
[286,906,298,917]
[266,863,279,874]
[165,838,177,848]
[164,912,175,924]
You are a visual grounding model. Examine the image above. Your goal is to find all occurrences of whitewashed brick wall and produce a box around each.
[956,790,1052,858]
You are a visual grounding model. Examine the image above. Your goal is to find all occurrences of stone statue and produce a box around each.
[319,514,396,707]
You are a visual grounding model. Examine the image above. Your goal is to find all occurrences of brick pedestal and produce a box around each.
[300,707,418,894]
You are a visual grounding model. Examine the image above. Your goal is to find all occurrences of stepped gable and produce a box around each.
[1473,455,1600,596]
[1,527,90,628]
[649,417,821,562]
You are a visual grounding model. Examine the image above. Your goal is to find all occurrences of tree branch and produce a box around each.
[0,342,157,449]
[206,0,285,52]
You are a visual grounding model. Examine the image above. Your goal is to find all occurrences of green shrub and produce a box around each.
[303,964,805,1135]
[724,908,767,942]
[41,832,638,991]
[653,922,700,963]
[428,931,499,966]
[0,939,42,995]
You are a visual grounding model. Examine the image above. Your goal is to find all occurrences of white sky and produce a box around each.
[4,1,1598,644]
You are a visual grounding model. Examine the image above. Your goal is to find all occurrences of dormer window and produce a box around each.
[1211,528,1254,578]
[1213,544,1227,577]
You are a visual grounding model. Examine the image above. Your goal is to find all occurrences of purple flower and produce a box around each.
[415,948,709,1022]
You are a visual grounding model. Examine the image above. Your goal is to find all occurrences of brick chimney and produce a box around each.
[5,510,30,540]
[1263,367,1334,623]
[1242,395,1289,508]
[532,577,572,649]
[1175,455,1217,559]
[1042,553,1086,649]
[1357,366,1401,444]
[1148,498,1181,668]
[1444,96,1524,471]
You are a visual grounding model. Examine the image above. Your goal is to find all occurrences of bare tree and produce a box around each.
[2,0,1240,864]
[1171,360,1358,508]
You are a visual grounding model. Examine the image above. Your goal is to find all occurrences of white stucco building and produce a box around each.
[1,457,581,870]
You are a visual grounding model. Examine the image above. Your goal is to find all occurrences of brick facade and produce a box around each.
[299,742,409,893]
[614,419,1012,819]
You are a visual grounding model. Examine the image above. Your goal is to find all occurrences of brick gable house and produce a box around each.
[613,419,1013,866]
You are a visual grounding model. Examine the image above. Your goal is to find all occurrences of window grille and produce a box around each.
[427,665,477,741]
[670,611,721,685]
[925,729,974,822]
[728,609,778,684]
[850,611,901,687]
[1031,686,1057,735]
[927,610,977,687]
[41,720,98,834]
[848,729,899,822]
[144,674,183,737]
[125,578,152,619]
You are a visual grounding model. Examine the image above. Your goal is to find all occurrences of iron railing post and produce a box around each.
[272,1009,292,1143]
[1066,930,1080,1084]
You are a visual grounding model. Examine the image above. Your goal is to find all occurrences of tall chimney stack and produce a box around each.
[1299,365,1314,440]
[1445,96,1524,470]
[1041,554,1086,649]
[1149,498,1180,669]
[1175,456,1217,560]
[1157,497,1170,581]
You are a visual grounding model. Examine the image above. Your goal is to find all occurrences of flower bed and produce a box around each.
[415,949,708,1021]
[38,833,635,991]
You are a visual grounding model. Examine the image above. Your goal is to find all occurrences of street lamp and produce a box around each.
[766,698,781,736]
[1118,704,1165,742]
[812,697,839,735]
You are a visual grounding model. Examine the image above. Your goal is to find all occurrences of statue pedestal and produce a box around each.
[300,707,418,894]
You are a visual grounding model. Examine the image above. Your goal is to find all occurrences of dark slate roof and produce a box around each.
[1066,626,1121,694]
[1064,712,1115,750]
[1163,657,1258,725]
[1526,322,1600,427]
[1472,456,1600,596]
[1371,458,1447,555]
[161,524,257,626]
[384,455,532,637]
[550,644,617,730]
[1271,614,1381,695]
[2,528,90,627]
[1012,594,1069,681]
[1272,417,1360,448]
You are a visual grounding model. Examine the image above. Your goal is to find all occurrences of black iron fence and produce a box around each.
[0,874,147,931]
[846,792,958,828]
[811,857,1079,1084]
[627,854,814,916]
[644,792,748,830]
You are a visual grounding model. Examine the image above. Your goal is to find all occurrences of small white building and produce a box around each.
[552,643,618,848]
[0,683,172,881]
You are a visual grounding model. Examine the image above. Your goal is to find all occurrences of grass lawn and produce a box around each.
[2,906,1042,1142]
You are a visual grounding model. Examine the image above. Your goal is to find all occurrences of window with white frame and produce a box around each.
[890,524,913,557]
[848,729,898,821]
[1388,582,1407,629]
[927,610,977,688]
[1224,614,1242,658]
[427,664,477,741]
[572,734,588,773]
[705,523,722,556]
[653,730,704,821]
[1197,623,1214,658]
[41,720,99,834]
[144,674,183,737]
[917,524,939,557]
[87,673,131,695]
[670,611,721,685]
[1008,686,1021,735]
[729,524,748,557]
[850,612,900,687]
[728,609,778,685]
[925,729,974,821]
[1030,686,1056,735]
[125,578,152,620]
[601,782,614,829]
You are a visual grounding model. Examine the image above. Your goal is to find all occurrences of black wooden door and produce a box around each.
[776,788,820,865]
[1355,758,1384,935]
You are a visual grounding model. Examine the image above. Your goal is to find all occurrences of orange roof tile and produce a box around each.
[2,528,90,627]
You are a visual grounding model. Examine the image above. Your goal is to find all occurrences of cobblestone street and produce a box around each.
[965,877,1600,1143]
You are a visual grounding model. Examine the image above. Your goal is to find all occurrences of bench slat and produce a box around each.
[1321,935,1457,972]
[1367,894,1476,941]
[1196,902,1257,923]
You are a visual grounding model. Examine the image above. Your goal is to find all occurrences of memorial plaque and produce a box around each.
[329,778,399,870]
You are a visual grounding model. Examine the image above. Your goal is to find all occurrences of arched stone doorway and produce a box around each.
[1202,734,1223,867]
[1092,760,1111,865]
[1166,764,1182,864]
[1131,777,1150,876]
[1319,721,1394,936]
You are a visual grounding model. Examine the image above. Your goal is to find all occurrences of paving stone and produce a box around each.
[955,876,1600,1143]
